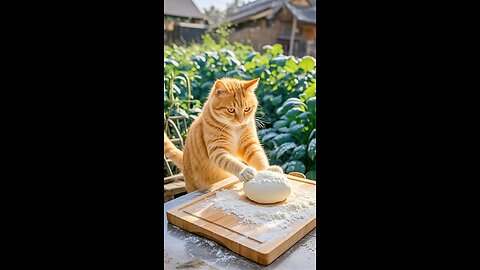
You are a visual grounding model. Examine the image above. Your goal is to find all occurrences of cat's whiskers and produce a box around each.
[255,112,269,129]
[255,119,266,129]
[254,107,269,129]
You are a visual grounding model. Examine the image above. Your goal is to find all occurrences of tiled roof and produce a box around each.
[285,2,316,24]
[227,0,282,23]
[164,0,205,20]
[227,0,315,24]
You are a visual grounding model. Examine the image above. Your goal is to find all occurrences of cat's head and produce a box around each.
[209,77,260,127]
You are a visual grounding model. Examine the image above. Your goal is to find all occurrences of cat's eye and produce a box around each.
[227,108,235,113]
[244,107,251,112]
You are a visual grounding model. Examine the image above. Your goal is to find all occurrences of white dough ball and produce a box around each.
[243,171,292,204]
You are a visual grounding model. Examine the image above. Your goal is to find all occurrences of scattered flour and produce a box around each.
[185,235,216,248]
[301,238,316,260]
[183,235,237,263]
[203,185,316,242]
[178,193,316,264]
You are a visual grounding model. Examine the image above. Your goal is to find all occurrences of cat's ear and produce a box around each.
[214,80,228,96]
[244,78,260,92]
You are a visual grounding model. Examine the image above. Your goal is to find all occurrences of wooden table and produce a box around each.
[164,189,317,270]
[164,178,186,202]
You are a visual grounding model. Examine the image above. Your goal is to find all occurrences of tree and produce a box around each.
[203,6,225,25]
[226,0,246,16]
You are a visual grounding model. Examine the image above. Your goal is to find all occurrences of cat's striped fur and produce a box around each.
[164,77,282,192]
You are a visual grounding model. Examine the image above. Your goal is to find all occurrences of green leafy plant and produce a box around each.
[257,96,316,178]
[164,34,317,179]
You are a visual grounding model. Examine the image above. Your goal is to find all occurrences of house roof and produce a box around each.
[227,0,315,25]
[285,2,316,24]
[164,0,205,20]
[227,0,282,24]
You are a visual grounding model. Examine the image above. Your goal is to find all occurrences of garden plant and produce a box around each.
[164,31,316,180]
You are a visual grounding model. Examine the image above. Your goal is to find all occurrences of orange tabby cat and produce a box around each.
[164,77,283,192]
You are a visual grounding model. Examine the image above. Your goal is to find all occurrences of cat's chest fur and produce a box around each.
[230,127,243,156]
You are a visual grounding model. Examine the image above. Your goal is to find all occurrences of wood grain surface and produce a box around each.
[166,174,316,265]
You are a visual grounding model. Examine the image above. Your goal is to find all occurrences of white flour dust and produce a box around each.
[301,238,316,260]
[203,185,316,241]
[247,170,291,184]
[183,235,237,263]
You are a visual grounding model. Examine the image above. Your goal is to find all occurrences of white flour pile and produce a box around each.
[203,185,316,241]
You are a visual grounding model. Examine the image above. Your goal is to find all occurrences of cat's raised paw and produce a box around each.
[238,166,257,182]
[266,165,283,173]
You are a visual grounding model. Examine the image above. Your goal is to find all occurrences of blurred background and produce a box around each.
[164,0,317,201]
[164,0,316,57]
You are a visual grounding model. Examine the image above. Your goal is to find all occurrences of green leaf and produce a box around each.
[289,123,305,134]
[278,127,289,133]
[193,56,207,68]
[308,129,316,141]
[305,170,316,180]
[272,95,283,106]
[245,52,258,62]
[262,45,273,51]
[172,84,181,94]
[286,107,303,120]
[220,49,236,59]
[276,142,296,160]
[268,148,278,162]
[258,128,273,137]
[284,160,306,174]
[273,133,293,145]
[177,108,189,118]
[306,97,316,112]
[299,111,312,121]
[244,61,256,70]
[189,107,202,114]
[273,120,288,129]
[283,98,307,108]
[261,132,278,143]
[253,66,266,77]
[299,56,316,71]
[201,81,213,91]
[262,94,274,103]
[240,73,253,80]
[276,98,307,115]
[253,54,269,66]
[270,56,288,66]
[164,59,179,67]
[226,69,241,77]
[304,82,316,100]
[308,138,316,160]
[291,145,307,160]
[271,44,284,57]
[284,58,299,73]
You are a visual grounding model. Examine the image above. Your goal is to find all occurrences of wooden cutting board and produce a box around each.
[166,174,316,265]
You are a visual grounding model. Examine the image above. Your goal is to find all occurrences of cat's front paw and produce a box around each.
[238,166,257,182]
[266,165,283,173]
